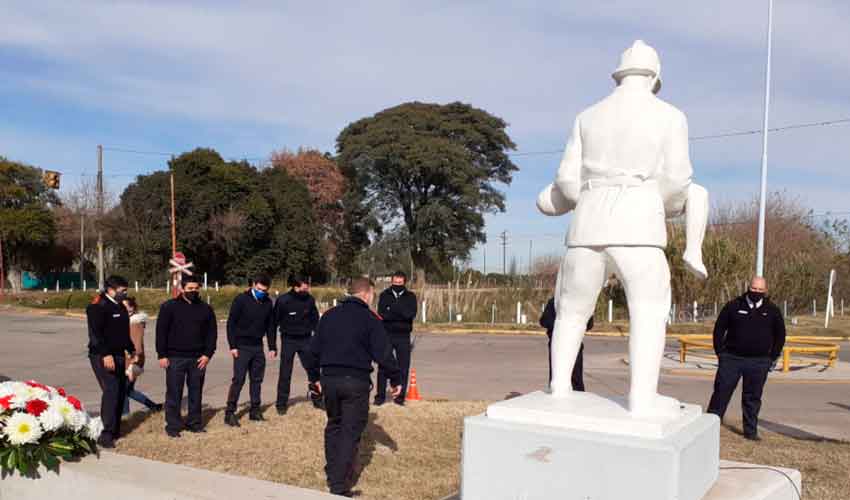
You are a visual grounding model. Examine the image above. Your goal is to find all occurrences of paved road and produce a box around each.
[1,310,848,440]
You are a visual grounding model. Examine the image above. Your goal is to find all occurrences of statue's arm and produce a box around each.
[537,117,582,216]
[660,110,693,217]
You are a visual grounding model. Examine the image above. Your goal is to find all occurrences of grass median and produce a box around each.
[115,400,849,500]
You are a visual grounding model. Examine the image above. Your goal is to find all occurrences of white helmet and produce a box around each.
[612,40,662,94]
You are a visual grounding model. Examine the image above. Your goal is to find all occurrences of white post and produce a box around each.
[422,300,427,323]
[43,287,48,293]
[333,299,337,307]
[167,280,171,294]
[812,299,816,317]
[672,304,677,324]
[204,272,208,290]
[516,301,521,324]
[491,303,496,324]
[693,301,698,323]
[207,295,211,304]
[449,302,453,323]
[135,281,139,292]
[56,281,60,292]
[70,285,74,293]
[83,280,87,291]
[215,281,219,292]
[755,0,775,277]
[607,299,613,323]
[714,302,718,317]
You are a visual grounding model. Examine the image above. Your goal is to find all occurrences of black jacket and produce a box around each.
[156,296,218,359]
[539,298,594,339]
[713,295,786,360]
[86,295,135,356]
[273,290,319,340]
[227,290,276,350]
[305,297,400,385]
[377,287,418,336]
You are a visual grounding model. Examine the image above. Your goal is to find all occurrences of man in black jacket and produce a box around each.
[156,275,217,437]
[273,275,321,414]
[375,271,417,406]
[707,276,786,440]
[540,297,593,391]
[304,277,401,497]
[224,273,277,425]
[86,275,136,448]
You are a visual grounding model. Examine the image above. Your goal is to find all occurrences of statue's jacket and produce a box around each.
[554,85,693,249]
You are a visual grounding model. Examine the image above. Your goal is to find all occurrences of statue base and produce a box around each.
[461,392,719,500]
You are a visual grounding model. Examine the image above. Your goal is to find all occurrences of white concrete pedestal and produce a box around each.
[461,391,720,500]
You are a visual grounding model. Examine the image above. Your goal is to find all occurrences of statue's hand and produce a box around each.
[537,183,574,216]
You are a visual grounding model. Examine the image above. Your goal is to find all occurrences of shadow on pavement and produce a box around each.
[828,401,850,412]
[350,412,398,496]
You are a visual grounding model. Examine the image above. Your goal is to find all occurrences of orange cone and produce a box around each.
[405,368,422,402]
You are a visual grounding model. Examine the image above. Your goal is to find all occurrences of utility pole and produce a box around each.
[499,230,508,275]
[528,240,533,276]
[96,145,104,289]
[483,245,487,276]
[0,235,5,302]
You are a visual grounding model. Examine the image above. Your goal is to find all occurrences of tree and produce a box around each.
[0,158,59,291]
[336,101,518,281]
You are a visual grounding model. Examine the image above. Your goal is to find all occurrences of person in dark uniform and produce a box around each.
[375,271,417,406]
[224,273,277,426]
[304,277,401,497]
[707,276,786,441]
[86,275,136,448]
[155,275,217,438]
[273,275,321,414]
[540,297,593,391]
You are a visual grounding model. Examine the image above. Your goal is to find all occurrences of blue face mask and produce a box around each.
[253,288,268,300]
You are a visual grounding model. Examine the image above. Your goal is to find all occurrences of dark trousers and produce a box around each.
[226,344,266,413]
[322,376,370,495]
[89,354,127,441]
[707,353,771,436]
[276,335,314,408]
[165,357,206,433]
[376,334,411,401]
[548,340,585,391]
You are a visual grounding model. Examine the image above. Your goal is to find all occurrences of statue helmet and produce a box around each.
[612,40,662,94]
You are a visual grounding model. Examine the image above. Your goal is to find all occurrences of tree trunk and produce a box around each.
[7,265,22,294]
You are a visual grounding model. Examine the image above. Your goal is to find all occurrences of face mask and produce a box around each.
[391,285,405,294]
[747,291,764,303]
[184,291,200,302]
[296,289,309,297]
[253,289,268,300]
[114,291,128,302]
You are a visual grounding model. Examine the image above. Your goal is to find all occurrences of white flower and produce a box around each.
[3,413,43,445]
[53,400,76,426]
[70,409,88,432]
[84,417,103,440]
[38,407,66,433]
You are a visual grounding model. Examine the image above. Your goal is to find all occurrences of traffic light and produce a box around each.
[43,170,61,189]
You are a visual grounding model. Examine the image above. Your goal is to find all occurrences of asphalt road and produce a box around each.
[1,310,848,440]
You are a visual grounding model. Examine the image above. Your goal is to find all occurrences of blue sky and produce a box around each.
[2,1,849,271]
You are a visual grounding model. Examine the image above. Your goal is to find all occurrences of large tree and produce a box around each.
[0,157,59,291]
[336,101,518,280]
[109,148,326,284]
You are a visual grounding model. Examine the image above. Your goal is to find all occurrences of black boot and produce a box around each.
[224,412,240,427]
[249,408,265,421]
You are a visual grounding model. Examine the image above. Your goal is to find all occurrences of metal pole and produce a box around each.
[755,0,774,277]
[96,145,105,289]
[80,213,85,291]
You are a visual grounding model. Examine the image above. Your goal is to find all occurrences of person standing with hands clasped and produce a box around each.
[540,297,593,391]
[375,271,417,406]
[86,275,136,448]
[304,277,401,498]
[156,275,217,438]
[273,275,321,414]
[707,276,786,441]
[225,273,277,426]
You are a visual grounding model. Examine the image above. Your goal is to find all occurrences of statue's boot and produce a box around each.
[682,183,709,280]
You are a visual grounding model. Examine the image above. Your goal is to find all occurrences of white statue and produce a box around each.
[537,40,709,418]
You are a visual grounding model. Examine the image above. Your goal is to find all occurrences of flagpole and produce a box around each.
[755,0,774,277]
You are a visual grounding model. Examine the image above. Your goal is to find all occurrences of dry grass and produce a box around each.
[116,400,487,500]
[115,401,849,499]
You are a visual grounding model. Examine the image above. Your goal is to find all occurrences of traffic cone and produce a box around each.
[405,368,422,402]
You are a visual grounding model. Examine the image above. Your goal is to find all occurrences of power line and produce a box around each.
[509,117,850,157]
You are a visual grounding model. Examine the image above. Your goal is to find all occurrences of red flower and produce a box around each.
[0,395,12,410]
[57,387,67,397]
[66,396,82,411]
[25,380,50,391]
[26,399,49,417]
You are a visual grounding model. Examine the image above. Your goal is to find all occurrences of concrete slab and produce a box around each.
[462,412,720,500]
[0,451,339,499]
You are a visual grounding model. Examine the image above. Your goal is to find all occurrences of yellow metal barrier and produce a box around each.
[677,335,841,372]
